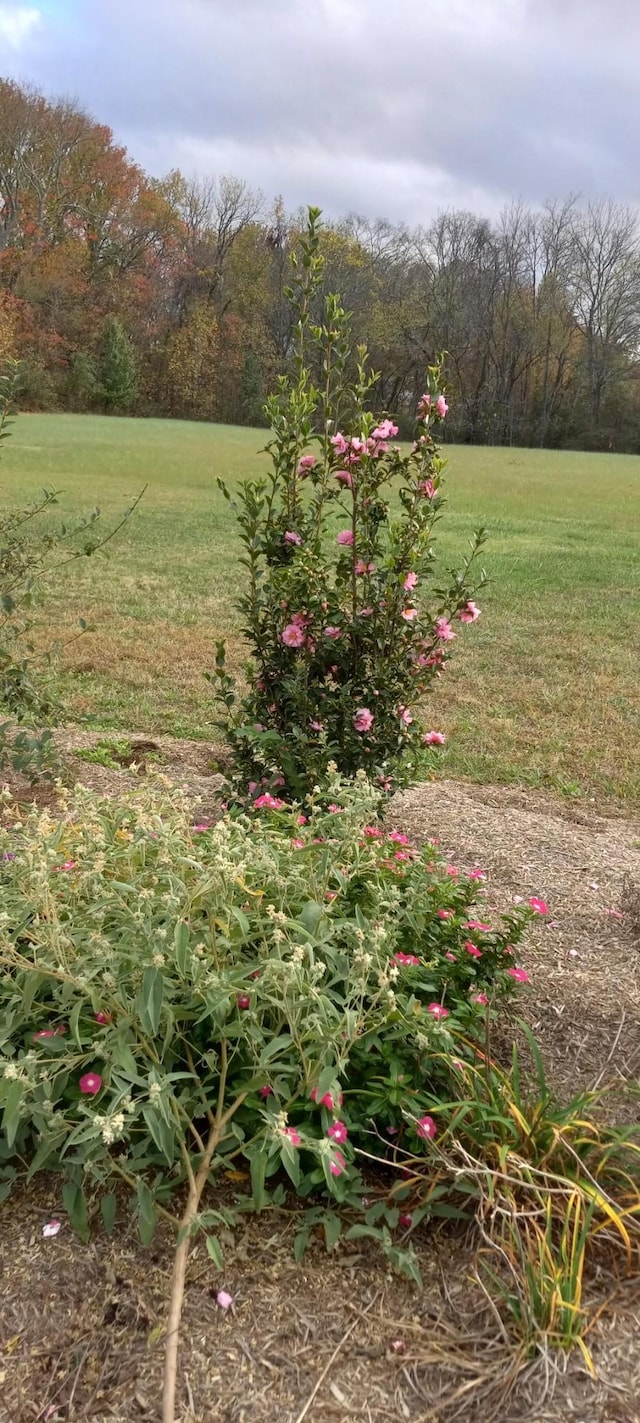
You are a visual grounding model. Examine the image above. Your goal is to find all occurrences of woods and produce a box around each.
[3,77,640,450]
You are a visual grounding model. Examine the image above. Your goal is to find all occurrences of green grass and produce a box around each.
[2,413,639,806]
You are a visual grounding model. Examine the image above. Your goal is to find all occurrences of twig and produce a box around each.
[591,1010,626,1091]
[293,1293,379,1423]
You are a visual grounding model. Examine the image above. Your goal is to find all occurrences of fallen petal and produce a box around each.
[42,1219,62,1238]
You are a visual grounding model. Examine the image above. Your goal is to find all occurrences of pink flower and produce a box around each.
[528,897,548,916]
[53,860,76,873]
[334,469,353,487]
[353,707,374,732]
[398,1213,413,1229]
[418,479,435,498]
[423,730,446,746]
[394,952,421,966]
[605,907,624,919]
[436,395,448,418]
[297,814,307,825]
[437,909,454,920]
[95,1011,113,1025]
[292,837,305,849]
[364,825,383,838]
[416,1114,437,1140]
[427,1003,449,1020]
[435,617,455,641]
[284,530,302,546]
[398,706,413,726]
[372,419,398,439]
[327,1120,348,1143]
[324,626,342,639]
[464,941,482,959]
[330,432,348,455]
[402,606,418,622]
[403,572,418,592]
[330,1149,347,1176]
[259,1084,274,1098]
[388,831,409,845]
[337,529,354,546]
[79,1072,102,1095]
[468,869,486,880]
[355,559,376,574]
[325,890,337,900]
[460,600,481,623]
[42,1219,61,1238]
[237,994,251,1010]
[254,793,286,810]
[296,454,317,475]
[282,622,305,647]
[34,1028,57,1039]
[471,991,488,1006]
[359,606,374,617]
[446,865,459,877]
[417,392,431,416]
[310,1088,343,1110]
[465,920,492,932]
[282,1126,301,1146]
[216,1289,234,1311]
[507,967,530,983]
[445,951,456,962]
[390,1339,407,1354]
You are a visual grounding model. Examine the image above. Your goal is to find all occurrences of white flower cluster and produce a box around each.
[94,1111,126,1145]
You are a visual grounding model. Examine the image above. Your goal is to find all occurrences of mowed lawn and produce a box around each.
[3,413,639,806]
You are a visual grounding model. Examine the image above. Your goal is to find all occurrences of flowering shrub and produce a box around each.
[0,772,540,1242]
[211,209,486,799]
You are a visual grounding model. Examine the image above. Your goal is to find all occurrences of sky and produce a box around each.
[1,0,639,227]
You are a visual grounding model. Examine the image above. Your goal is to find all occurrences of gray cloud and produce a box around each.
[3,0,640,223]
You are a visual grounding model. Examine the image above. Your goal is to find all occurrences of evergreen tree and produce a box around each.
[100,318,138,412]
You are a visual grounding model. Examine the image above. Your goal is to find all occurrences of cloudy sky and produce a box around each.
[1,0,639,225]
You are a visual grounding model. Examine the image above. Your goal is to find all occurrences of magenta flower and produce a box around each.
[95,1011,113,1025]
[34,1028,57,1039]
[398,1212,413,1228]
[282,1126,301,1146]
[330,1149,347,1176]
[436,395,448,418]
[327,1120,348,1144]
[282,622,305,647]
[310,1088,343,1110]
[418,479,435,498]
[353,707,374,732]
[337,529,354,546]
[403,572,418,592]
[464,941,483,959]
[437,908,453,920]
[394,952,421,966]
[259,1084,274,1098]
[435,617,455,641]
[507,967,531,983]
[398,706,413,726]
[372,419,399,439]
[445,951,456,962]
[402,606,418,621]
[446,865,459,877]
[309,720,323,731]
[388,830,409,845]
[297,814,307,825]
[427,1003,449,1020]
[330,432,348,455]
[460,600,481,623]
[528,897,549,915]
[364,825,383,838]
[465,920,492,932]
[237,994,251,1010]
[423,730,446,746]
[79,1072,102,1095]
[324,626,342,639]
[53,860,76,873]
[468,869,486,880]
[292,837,305,849]
[284,530,302,546]
[334,469,353,487]
[416,1114,437,1140]
[296,454,317,476]
[254,793,286,809]
[471,991,488,1006]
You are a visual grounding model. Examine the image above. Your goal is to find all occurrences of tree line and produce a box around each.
[2,76,640,450]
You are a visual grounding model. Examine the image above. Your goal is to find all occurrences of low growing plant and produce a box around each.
[211,209,486,800]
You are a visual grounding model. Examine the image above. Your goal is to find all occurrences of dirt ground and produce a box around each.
[1,739,640,1423]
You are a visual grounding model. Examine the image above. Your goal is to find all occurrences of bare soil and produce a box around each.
[1,745,640,1423]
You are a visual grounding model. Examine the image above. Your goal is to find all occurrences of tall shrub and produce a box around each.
[212,210,486,800]
[100,316,138,412]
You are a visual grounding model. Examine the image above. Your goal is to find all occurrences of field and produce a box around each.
[3,412,640,805]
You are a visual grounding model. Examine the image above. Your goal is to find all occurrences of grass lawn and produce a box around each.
[2,413,639,806]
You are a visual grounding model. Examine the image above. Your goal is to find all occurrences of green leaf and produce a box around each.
[2,1079,24,1149]
[63,1179,90,1242]
[206,1234,224,1269]
[135,1179,157,1246]
[249,1148,268,1211]
[137,967,164,1036]
[293,1226,312,1262]
[174,921,190,977]
[299,902,325,936]
[101,1193,117,1236]
[280,1139,300,1188]
[323,1211,342,1252]
[141,1105,176,1164]
[258,1034,293,1065]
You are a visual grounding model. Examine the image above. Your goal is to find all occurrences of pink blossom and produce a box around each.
[403,571,418,592]
[398,706,413,726]
[364,825,383,838]
[79,1072,102,1095]
[394,952,421,966]
[297,814,308,825]
[353,707,374,732]
[284,530,302,546]
[446,865,459,877]
[327,803,343,814]
[95,1011,113,1025]
[388,831,409,845]
[254,793,286,810]
[427,1003,450,1020]
[465,920,492,932]
[334,469,353,487]
[282,623,305,647]
[507,967,531,983]
[416,1114,437,1140]
[292,837,305,849]
[237,994,251,1010]
[296,454,317,475]
[471,991,488,1006]
[327,1120,348,1143]
[528,897,549,916]
[355,559,376,574]
[193,822,212,832]
[324,626,342,640]
[310,1088,343,1110]
[259,1084,274,1098]
[390,1339,407,1354]
[53,860,76,873]
[460,600,481,623]
[468,869,486,881]
[435,617,455,641]
[359,606,374,617]
[282,1126,301,1146]
[423,730,446,746]
[464,941,483,959]
[417,392,431,416]
[330,432,348,455]
[418,479,435,498]
[216,1289,234,1311]
[605,907,624,919]
[42,1220,61,1238]
[330,1149,347,1176]
[372,419,399,439]
[437,909,454,920]
[445,951,456,962]
[399,1213,413,1228]
[402,606,419,622]
[337,529,354,546]
[34,1028,57,1039]
[436,395,448,418]
[325,890,337,900]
